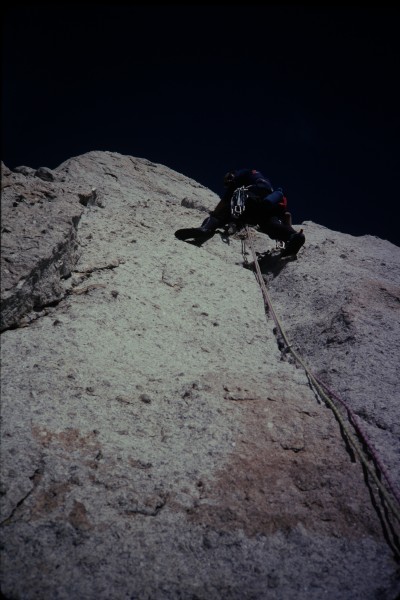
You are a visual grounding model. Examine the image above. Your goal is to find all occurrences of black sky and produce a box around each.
[2,4,400,246]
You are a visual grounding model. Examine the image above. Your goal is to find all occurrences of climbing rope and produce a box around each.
[242,226,400,526]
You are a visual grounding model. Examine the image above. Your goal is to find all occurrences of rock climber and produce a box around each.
[175,168,305,256]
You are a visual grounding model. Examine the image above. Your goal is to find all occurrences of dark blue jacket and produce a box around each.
[225,169,273,194]
[212,168,274,221]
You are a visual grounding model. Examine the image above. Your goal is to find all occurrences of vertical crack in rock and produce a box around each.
[1,468,43,525]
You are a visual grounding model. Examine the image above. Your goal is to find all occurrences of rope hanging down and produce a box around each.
[242,226,400,526]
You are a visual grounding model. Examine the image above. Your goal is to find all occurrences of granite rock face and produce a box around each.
[1,151,399,599]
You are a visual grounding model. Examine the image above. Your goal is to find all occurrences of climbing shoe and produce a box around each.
[174,228,215,245]
[175,228,202,240]
[281,230,305,257]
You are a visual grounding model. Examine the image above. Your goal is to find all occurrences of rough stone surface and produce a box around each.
[1,151,399,599]
[1,161,101,332]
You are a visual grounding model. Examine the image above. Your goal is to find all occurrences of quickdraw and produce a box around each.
[230,186,248,219]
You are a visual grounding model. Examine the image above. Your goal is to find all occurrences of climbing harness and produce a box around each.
[241,225,400,533]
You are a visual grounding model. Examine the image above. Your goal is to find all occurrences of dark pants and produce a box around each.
[231,197,296,242]
[257,216,295,242]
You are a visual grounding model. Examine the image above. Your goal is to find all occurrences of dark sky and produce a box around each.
[2,4,400,246]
